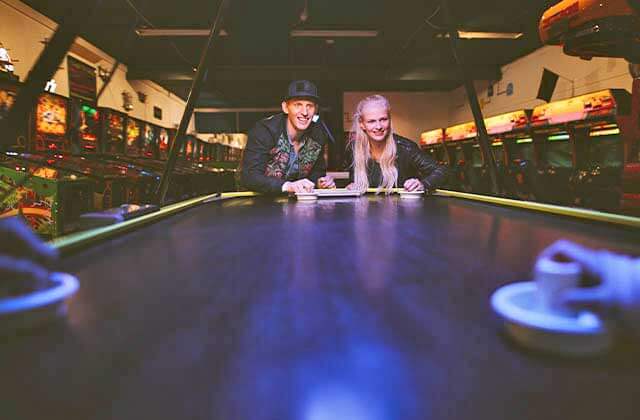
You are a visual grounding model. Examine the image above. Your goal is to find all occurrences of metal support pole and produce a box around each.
[155,0,228,205]
[0,0,103,151]
[441,0,500,195]
[96,60,120,102]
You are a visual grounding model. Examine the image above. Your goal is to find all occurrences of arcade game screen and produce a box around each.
[546,135,573,168]
[471,145,484,167]
[452,144,465,163]
[34,93,69,152]
[589,125,623,168]
[491,141,505,164]
[511,139,535,162]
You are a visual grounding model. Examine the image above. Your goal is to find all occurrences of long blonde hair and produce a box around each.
[350,95,397,193]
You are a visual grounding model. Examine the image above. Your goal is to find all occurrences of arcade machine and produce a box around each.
[484,110,537,200]
[567,90,630,211]
[419,129,448,165]
[18,93,125,210]
[0,78,26,150]
[539,0,640,214]
[68,100,158,204]
[530,89,631,210]
[100,108,127,155]
[443,121,481,193]
[0,71,93,236]
[0,156,92,237]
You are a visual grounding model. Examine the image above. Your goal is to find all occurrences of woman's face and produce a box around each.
[359,103,390,143]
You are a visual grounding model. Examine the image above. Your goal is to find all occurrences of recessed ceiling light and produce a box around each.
[437,31,523,40]
[135,28,228,37]
[290,29,378,38]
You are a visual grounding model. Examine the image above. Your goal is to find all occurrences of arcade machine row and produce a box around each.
[1,84,94,237]
[539,0,640,214]
[23,92,133,209]
[530,89,631,212]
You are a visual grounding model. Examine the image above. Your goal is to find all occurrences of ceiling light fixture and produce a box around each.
[135,28,228,37]
[290,29,378,38]
[437,31,523,39]
[458,31,523,39]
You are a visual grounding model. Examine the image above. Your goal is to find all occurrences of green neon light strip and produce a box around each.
[51,188,639,254]
[50,191,259,254]
[516,138,533,144]
[433,189,640,228]
[548,134,570,141]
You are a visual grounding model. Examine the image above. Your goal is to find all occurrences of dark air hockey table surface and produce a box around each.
[1,194,639,420]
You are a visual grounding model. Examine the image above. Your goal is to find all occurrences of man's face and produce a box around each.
[359,103,390,143]
[282,99,317,132]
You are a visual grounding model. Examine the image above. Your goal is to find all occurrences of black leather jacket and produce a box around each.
[241,113,329,193]
[346,134,448,191]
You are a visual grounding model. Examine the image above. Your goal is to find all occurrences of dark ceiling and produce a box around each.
[21,0,557,107]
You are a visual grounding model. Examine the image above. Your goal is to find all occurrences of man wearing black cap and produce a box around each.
[241,80,335,193]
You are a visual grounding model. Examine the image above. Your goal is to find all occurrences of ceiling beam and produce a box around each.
[128,64,501,82]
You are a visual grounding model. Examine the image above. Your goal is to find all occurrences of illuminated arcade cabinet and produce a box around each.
[100,108,127,155]
[157,127,171,160]
[419,129,447,165]
[69,99,100,153]
[484,110,537,200]
[141,123,158,159]
[444,121,487,193]
[125,117,143,157]
[0,156,92,237]
[531,89,631,210]
[31,92,71,153]
[539,0,640,213]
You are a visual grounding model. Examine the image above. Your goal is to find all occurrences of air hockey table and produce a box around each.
[1,190,639,420]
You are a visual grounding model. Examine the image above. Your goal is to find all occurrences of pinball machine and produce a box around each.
[100,108,127,155]
[0,156,92,237]
[0,77,26,150]
[0,85,93,236]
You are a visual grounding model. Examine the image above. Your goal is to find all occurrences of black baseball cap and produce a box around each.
[284,80,319,102]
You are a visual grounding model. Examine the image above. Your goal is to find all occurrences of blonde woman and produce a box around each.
[346,95,448,193]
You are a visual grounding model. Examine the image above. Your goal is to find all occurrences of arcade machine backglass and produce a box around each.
[100,108,126,155]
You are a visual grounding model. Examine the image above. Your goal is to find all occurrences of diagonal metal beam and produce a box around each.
[441,0,500,195]
[128,64,501,82]
[0,0,104,151]
[155,0,228,205]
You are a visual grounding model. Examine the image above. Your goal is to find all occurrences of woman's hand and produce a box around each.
[403,178,424,192]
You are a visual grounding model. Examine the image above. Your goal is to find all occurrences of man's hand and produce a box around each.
[317,176,336,189]
[539,240,640,337]
[0,218,58,296]
[403,178,424,192]
[283,178,315,193]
